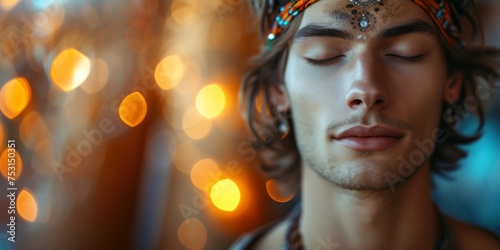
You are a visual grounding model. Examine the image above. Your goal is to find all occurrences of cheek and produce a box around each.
[285,56,346,106]
[393,73,446,137]
[284,59,345,131]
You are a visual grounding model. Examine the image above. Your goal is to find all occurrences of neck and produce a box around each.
[300,164,440,250]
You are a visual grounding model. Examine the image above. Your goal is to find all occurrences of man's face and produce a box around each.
[284,0,460,190]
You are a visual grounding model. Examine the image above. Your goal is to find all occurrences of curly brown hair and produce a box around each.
[240,0,500,192]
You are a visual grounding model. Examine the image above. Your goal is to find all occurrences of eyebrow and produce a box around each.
[294,25,353,42]
[293,19,436,43]
[377,20,436,39]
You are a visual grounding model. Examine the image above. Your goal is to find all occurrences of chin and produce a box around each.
[315,158,407,191]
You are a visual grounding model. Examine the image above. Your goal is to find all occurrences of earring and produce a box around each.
[277,105,289,138]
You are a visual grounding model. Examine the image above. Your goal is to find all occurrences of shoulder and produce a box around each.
[448,217,500,250]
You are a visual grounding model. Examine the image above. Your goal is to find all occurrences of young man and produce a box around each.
[233,0,500,249]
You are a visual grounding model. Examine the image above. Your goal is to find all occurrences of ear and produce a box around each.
[444,72,463,104]
[269,84,291,112]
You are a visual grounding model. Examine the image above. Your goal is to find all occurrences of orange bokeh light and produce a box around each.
[195,83,226,119]
[266,179,295,203]
[177,218,207,250]
[0,0,20,11]
[17,189,38,222]
[154,55,184,90]
[170,0,202,25]
[190,158,221,191]
[0,147,23,180]
[119,91,148,127]
[50,48,91,91]
[0,77,31,119]
[182,107,212,140]
[210,178,241,212]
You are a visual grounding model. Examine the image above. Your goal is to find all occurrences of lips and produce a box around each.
[332,126,404,152]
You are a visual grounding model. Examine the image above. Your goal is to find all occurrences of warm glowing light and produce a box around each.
[170,0,200,25]
[177,218,207,250]
[1,147,23,180]
[154,55,184,90]
[0,77,31,119]
[190,158,221,191]
[81,59,109,94]
[172,141,201,174]
[50,48,91,91]
[210,179,240,212]
[175,61,200,94]
[0,0,20,11]
[119,91,147,127]
[266,179,295,203]
[195,84,226,119]
[17,189,38,222]
[182,107,212,140]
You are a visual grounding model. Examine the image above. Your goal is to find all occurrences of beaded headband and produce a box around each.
[266,0,464,48]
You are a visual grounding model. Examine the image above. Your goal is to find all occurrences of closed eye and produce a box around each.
[305,55,345,66]
[386,54,425,63]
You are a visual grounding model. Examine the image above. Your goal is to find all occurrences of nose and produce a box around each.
[345,53,389,111]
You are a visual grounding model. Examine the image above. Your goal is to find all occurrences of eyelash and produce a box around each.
[387,54,425,63]
[305,56,345,66]
[305,54,425,66]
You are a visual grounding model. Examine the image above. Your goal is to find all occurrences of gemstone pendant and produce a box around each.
[359,14,370,31]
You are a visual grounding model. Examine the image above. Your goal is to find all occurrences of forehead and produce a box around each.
[299,0,433,34]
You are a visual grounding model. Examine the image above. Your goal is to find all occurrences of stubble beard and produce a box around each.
[299,144,423,191]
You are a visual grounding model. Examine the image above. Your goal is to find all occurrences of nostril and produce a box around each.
[375,99,384,105]
[353,99,362,105]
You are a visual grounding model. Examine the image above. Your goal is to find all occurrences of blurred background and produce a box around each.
[0,0,498,249]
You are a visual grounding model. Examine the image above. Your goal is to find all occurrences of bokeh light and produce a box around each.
[195,84,226,119]
[190,158,221,191]
[170,0,202,25]
[266,179,295,203]
[182,107,212,140]
[119,91,148,127]
[174,60,201,94]
[17,189,38,222]
[154,55,184,90]
[0,147,23,180]
[50,48,92,92]
[0,0,20,11]
[81,58,109,94]
[0,77,32,119]
[172,141,201,174]
[210,178,240,212]
[177,218,207,250]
